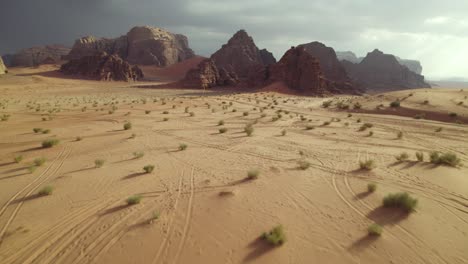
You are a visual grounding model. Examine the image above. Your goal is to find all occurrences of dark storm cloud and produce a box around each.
[1,0,467,78]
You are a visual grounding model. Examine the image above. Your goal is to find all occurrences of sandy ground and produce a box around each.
[0,66,467,264]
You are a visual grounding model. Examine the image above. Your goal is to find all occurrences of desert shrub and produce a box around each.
[435,127,443,132]
[163,118,169,121]
[38,185,54,196]
[322,100,332,108]
[390,101,401,108]
[397,131,403,139]
[76,136,83,141]
[247,170,259,180]
[383,192,418,212]
[33,128,43,133]
[243,112,249,116]
[28,165,37,173]
[219,127,228,134]
[414,113,425,119]
[244,124,254,136]
[359,159,375,170]
[367,183,377,193]
[353,102,362,109]
[34,157,46,166]
[218,120,225,126]
[281,129,287,136]
[126,195,142,205]
[42,139,59,148]
[14,155,23,163]
[415,152,424,162]
[449,112,458,118]
[305,125,315,130]
[395,152,409,162]
[145,110,151,114]
[423,100,429,105]
[149,211,160,223]
[95,159,105,168]
[297,160,311,170]
[133,151,144,159]
[179,143,188,151]
[368,223,383,236]
[322,121,331,126]
[356,118,362,123]
[143,165,155,173]
[368,131,374,137]
[123,121,132,130]
[430,152,461,167]
[262,225,286,246]
[189,112,195,117]
[42,129,51,134]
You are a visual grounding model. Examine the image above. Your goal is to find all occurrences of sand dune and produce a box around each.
[0,67,467,264]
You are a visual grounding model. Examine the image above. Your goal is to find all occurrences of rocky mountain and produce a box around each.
[342,49,430,91]
[60,52,143,81]
[8,45,71,67]
[0,56,7,74]
[267,46,360,95]
[182,30,276,88]
[395,57,422,74]
[336,51,362,64]
[66,26,195,67]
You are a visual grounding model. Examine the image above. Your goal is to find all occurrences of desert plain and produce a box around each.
[0,65,467,264]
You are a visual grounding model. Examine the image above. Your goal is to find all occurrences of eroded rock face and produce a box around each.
[66,26,195,67]
[60,52,143,81]
[336,51,362,64]
[0,56,7,74]
[343,49,430,91]
[9,45,71,67]
[396,57,423,74]
[182,29,275,88]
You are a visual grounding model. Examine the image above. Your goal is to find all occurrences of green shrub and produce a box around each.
[163,118,169,122]
[322,121,331,126]
[133,151,144,159]
[262,225,286,246]
[397,131,403,139]
[367,183,377,193]
[143,165,155,173]
[126,195,142,205]
[34,157,46,166]
[395,152,409,162]
[33,128,43,133]
[123,122,132,130]
[14,155,23,163]
[218,120,225,126]
[390,101,401,108]
[244,124,254,136]
[76,136,83,141]
[219,127,228,134]
[179,143,188,151]
[162,111,169,114]
[189,112,195,117]
[247,170,259,180]
[415,152,424,162]
[322,100,332,108]
[305,125,315,130]
[243,112,249,116]
[435,127,442,132]
[42,139,60,148]
[28,165,37,174]
[430,152,461,167]
[281,129,287,136]
[145,110,151,114]
[383,192,418,212]
[95,159,105,168]
[368,223,382,236]
[368,131,374,137]
[359,160,376,170]
[38,185,54,196]
[298,160,311,170]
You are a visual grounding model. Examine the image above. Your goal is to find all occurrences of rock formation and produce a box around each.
[0,56,7,74]
[66,26,195,67]
[267,46,360,95]
[182,29,275,88]
[9,45,71,67]
[336,51,362,64]
[60,52,143,81]
[342,49,430,91]
[395,57,423,74]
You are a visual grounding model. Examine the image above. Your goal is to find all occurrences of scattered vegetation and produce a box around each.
[359,159,376,170]
[179,143,188,151]
[123,121,132,130]
[244,124,254,136]
[95,159,105,168]
[143,165,155,173]
[14,155,23,163]
[219,127,228,134]
[38,186,54,196]
[415,152,424,162]
[367,183,377,193]
[281,129,287,136]
[262,225,286,246]
[33,128,43,133]
[397,131,403,139]
[297,160,311,170]
[133,151,145,159]
[218,120,225,126]
[429,152,461,167]
[126,195,142,205]
[395,152,409,162]
[42,139,60,148]
[383,192,418,213]
[390,101,401,108]
[247,170,259,180]
[34,157,46,167]
[368,223,383,236]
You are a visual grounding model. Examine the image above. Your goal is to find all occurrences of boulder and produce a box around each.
[9,45,71,67]
[343,49,430,91]
[0,56,7,74]
[60,52,143,81]
[66,26,195,67]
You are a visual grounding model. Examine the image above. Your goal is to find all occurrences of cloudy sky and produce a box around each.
[1,0,467,80]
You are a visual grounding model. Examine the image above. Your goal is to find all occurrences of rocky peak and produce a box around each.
[9,45,71,67]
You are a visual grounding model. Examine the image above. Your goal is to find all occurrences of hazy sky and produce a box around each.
[1,0,467,79]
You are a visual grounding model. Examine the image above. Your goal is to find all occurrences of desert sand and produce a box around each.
[0,66,467,264]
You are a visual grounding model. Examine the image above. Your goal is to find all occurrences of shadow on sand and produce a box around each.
[243,236,276,263]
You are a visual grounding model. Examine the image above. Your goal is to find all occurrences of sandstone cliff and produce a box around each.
[0,56,7,74]
[66,26,195,67]
[343,49,430,91]
[9,45,71,67]
[60,52,143,81]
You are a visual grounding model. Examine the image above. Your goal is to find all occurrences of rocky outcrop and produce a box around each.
[9,45,71,67]
[343,49,430,91]
[60,52,143,81]
[336,51,362,64]
[396,57,423,74]
[66,26,195,67]
[182,29,275,88]
[266,47,360,95]
[0,56,7,74]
